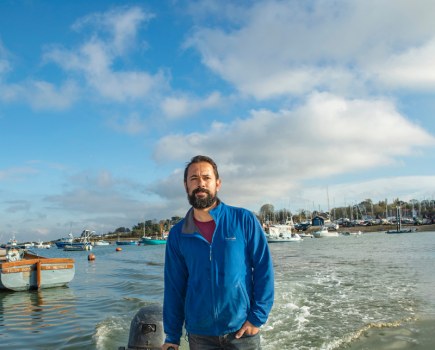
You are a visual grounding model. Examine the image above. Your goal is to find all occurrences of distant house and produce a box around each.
[312,214,331,227]
[312,216,325,227]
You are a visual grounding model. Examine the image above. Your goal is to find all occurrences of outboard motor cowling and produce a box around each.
[119,304,169,350]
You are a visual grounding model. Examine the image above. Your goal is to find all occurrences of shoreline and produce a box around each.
[304,223,435,234]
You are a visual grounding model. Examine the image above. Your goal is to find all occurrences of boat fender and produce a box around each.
[6,249,21,262]
[118,304,169,350]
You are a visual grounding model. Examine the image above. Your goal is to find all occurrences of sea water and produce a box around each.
[0,231,434,349]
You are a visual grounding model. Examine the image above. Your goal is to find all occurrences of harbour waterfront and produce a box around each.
[1,231,434,349]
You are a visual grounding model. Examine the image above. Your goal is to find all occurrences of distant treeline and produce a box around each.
[106,217,182,238]
[106,198,435,238]
[258,198,435,224]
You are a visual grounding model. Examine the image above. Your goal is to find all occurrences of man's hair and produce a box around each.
[184,155,219,182]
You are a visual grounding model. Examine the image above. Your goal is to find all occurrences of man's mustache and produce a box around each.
[193,188,211,195]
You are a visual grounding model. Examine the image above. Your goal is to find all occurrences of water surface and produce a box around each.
[1,231,434,349]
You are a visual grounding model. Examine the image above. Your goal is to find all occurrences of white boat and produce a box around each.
[34,240,51,249]
[313,226,339,238]
[341,231,362,236]
[298,232,313,238]
[4,234,18,248]
[94,240,110,246]
[266,224,302,243]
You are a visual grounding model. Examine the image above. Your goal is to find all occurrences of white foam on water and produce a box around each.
[94,315,130,349]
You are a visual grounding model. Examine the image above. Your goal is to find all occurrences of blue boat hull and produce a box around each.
[116,241,138,246]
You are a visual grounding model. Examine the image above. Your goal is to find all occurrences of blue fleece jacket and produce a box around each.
[163,201,274,345]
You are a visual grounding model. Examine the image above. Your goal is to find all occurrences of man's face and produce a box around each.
[185,162,221,209]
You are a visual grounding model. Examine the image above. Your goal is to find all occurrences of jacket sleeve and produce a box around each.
[246,214,274,327]
[163,229,188,345]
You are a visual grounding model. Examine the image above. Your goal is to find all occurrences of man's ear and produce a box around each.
[216,179,222,192]
[184,181,188,193]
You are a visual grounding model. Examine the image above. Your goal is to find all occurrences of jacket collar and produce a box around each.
[182,199,222,234]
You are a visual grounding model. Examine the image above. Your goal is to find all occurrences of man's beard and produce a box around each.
[188,188,218,209]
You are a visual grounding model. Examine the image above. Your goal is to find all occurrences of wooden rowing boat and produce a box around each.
[0,249,75,291]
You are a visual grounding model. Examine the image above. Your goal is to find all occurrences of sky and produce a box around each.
[1,0,435,243]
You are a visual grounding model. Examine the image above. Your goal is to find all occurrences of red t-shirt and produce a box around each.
[193,218,216,243]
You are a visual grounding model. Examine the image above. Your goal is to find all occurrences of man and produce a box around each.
[162,155,274,350]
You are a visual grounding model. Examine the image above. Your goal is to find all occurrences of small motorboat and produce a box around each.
[94,240,110,246]
[63,243,92,251]
[265,224,302,243]
[313,226,339,238]
[116,240,138,246]
[140,236,167,245]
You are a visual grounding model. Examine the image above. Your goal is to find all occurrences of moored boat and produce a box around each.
[341,231,362,236]
[2,234,18,248]
[116,240,138,246]
[313,226,339,238]
[94,240,110,246]
[61,230,94,251]
[265,223,302,243]
[0,248,75,291]
[298,232,314,238]
[386,206,417,234]
[34,240,51,249]
[140,236,167,245]
[55,233,74,248]
[386,227,416,234]
[64,243,92,251]
[267,232,302,243]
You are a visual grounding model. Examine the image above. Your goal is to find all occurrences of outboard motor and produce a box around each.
[119,304,174,350]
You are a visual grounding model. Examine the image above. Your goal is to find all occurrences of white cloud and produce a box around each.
[45,30,167,103]
[370,37,435,90]
[185,0,435,99]
[153,92,435,209]
[44,7,166,102]
[1,6,163,109]
[44,170,146,219]
[0,78,79,109]
[161,91,222,119]
[71,6,154,55]
[106,112,147,134]
[26,79,79,110]
[0,40,79,108]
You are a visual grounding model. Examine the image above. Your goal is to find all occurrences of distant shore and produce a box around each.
[47,223,434,245]
[304,223,435,234]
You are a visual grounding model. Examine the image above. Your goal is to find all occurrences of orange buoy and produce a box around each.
[116,247,122,252]
[88,253,96,261]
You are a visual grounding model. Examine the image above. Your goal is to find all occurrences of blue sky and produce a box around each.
[1,0,435,242]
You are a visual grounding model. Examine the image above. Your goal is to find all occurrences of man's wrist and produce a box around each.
[164,336,180,345]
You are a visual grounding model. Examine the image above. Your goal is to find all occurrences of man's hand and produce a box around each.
[161,343,178,350]
[235,320,260,339]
